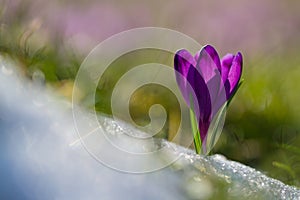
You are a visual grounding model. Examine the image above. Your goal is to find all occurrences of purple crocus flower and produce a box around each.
[174,45,243,152]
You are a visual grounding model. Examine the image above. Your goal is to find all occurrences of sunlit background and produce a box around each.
[1,0,300,187]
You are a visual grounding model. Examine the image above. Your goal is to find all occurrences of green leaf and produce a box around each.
[205,103,227,155]
[189,95,201,154]
[272,161,296,179]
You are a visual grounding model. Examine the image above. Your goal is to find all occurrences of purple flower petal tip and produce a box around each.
[196,45,222,84]
[174,49,196,106]
[202,45,222,70]
[227,52,243,97]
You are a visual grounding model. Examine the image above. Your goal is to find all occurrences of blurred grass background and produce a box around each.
[1,0,300,187]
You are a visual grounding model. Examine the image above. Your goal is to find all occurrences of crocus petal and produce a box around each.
[187,66,212,141]
[208,75,227,118]
[196,45,222,84]
[227,52,243,98]
[194,50,200,62]
[221,53,235,83]
[197,45,224,113]
[174,49,196,106]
